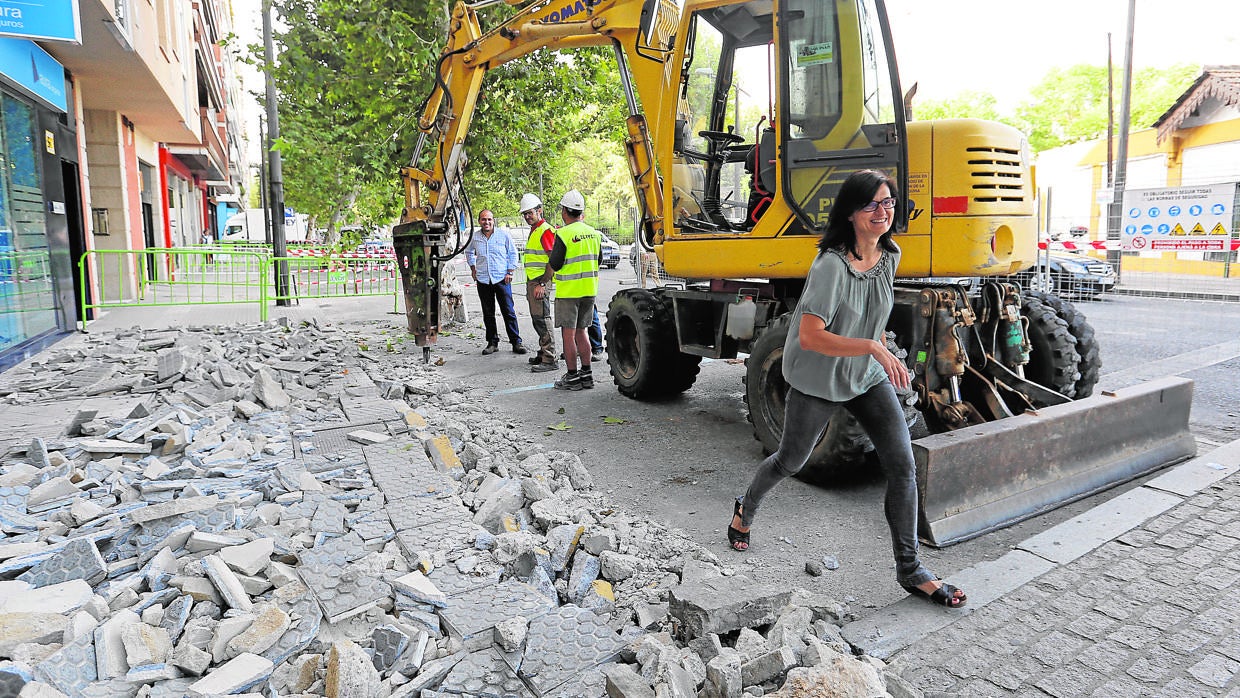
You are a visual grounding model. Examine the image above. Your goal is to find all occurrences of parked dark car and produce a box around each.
[1015,253,1116,300]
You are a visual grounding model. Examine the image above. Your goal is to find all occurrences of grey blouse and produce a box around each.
[782,245,899,402]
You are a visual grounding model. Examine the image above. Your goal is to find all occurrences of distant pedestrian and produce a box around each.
[519,194,558,372]
[726,169,966,608]
[547,190,602,391]
[466,210,526,356]
[200,229,214,264]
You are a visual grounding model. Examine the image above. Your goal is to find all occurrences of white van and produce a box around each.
[220,210,312,243]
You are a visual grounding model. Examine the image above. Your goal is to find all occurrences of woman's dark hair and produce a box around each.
[817,169,900,258]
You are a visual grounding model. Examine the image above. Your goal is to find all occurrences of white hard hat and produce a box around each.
[518,193,542,213]
[560,190,585,210]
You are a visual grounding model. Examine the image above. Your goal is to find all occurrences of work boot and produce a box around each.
[579,367,594,389]
[591,350,605,362]
[531,361,559,373]
[553,370,582,391]
[512,344,528,355]
[528,355,542,365]
[482,344,499,355]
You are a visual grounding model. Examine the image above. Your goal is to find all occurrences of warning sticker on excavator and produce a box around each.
[795,41,834,67]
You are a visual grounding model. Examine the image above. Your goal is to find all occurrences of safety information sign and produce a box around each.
[1121,183,1236,251]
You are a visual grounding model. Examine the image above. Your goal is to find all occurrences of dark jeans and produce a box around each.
[477,281,521,347]
[588,306,603,352]
[741,382,932,587]
[525,286,555,363]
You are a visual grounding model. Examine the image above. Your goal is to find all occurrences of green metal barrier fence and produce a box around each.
[79,247,404,330]
[272,253,400,311]
[80,248,270,330]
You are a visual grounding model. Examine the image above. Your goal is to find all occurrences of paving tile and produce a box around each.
[262,590,322,665]
[33,631,97,696]
[425,564,502,599]
[386,495,471,531]
[439,581,555,643]
[18,536,106,587]
[513,605,627,696]
[440,648,535,698]
[298,546,391,623]
[395,518,485,556]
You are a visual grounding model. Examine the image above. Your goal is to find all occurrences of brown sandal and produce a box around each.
[727,497,749,551]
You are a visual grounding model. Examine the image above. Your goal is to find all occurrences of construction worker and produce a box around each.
[520,193,558,372]
[547,190,602,391]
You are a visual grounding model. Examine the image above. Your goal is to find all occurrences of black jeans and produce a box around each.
[477,281,522,346]
[741,382,932,587]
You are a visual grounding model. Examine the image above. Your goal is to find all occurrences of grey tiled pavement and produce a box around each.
[891,465,1240,697]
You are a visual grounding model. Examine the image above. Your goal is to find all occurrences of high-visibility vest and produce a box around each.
[524,222,554,282]
[554,221,601,299]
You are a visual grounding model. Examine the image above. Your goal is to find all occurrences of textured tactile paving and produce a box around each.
[263,589,322,665]
[439,581,555,642]
[301,425,368,457]
[310,496,348,534]
[282,492,327,520]
[425,563,502,599]
[339,398,406,425]
[366,445,455,501]
[298,547,391,622]
[137,502,236,538]
[0,485,30,512]
[386,494,471,531]
[395,517,484,556]
[349,512,395,545]
[514,605,626,696]
[440,648,535,698]
[371,625,409,672]
[542,667,608,698]
[18,535,106,587]
[34,631,97,696]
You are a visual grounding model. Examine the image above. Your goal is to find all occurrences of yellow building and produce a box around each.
[1037,66,1239,277]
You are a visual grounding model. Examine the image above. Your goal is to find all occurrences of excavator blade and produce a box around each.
[914,376,1196,547]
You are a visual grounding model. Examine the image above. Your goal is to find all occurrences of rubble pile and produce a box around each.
[0,321,921,698]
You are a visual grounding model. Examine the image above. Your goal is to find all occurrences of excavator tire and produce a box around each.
[605,288,701,398]
[1021,294,1082,402]
[743,314,866,482]
[1025,291,1101,398]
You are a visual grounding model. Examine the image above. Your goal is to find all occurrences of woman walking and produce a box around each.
[727,169,966,608]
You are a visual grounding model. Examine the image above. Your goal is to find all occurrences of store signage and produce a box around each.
[0,0,81,43]
[0,37,67,112]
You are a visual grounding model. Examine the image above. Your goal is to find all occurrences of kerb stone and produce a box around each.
[603,663,656,698]
[668,577,791,639]
[186,652,273,697]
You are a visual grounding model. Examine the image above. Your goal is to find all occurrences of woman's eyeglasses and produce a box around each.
[859,197,897,212]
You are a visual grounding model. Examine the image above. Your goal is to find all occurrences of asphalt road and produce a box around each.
[411,260,1239,615]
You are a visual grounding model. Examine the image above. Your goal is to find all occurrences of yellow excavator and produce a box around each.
[393,0,1195,545]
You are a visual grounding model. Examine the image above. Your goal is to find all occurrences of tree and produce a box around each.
[911,90,999,122]
[1012,63,1199,151]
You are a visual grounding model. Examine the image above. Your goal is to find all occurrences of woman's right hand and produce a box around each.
[871,339,910,390]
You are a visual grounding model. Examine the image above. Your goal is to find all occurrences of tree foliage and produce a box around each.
[912,90,999,122]
[1012,64,1198,151]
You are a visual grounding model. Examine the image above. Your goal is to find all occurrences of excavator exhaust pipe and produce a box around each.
[915,376,1196,547]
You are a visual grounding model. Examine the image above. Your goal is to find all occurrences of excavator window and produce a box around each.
[674,2,774,232]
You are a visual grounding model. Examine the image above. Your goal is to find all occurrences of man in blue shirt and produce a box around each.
[466,210,526,355]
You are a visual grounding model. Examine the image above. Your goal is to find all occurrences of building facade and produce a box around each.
[0,0,248,369]
[1035,66,1240,275]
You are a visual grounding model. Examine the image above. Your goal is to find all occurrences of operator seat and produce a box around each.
[745,127,776,227]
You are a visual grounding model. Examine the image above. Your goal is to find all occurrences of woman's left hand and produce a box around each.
[870,340,911,390]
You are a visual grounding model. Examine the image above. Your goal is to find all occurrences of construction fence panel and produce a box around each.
[273,250,399,311]
[80,248,270,330]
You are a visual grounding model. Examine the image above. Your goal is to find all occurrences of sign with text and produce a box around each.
[0,37,66,112]
[0,0,81,43]
[1121,183,1236,252]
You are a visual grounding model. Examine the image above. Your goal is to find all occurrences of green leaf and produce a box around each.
[601,416,628,424]
[547,421,572,431]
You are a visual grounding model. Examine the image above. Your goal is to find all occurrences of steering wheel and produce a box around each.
[698,129,745,158]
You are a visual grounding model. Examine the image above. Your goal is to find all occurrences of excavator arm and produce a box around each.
[394,0,678,356]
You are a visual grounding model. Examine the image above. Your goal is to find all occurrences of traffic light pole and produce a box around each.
[262,0,290,306]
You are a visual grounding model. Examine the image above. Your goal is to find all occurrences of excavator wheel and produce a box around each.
[605,288,701,398]
[1025,291,1101,398]
[1021,294,1082,401]
[743,314,864,481]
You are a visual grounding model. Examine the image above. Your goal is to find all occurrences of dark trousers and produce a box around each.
[588,306,603,352]
[525,286,555,363]
[741,383,932,587]
[477,281,522,347]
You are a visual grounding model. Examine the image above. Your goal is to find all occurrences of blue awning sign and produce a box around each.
[0,37,67,112]
[0,0,81,43]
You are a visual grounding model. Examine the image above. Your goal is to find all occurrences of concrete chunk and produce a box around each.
[346,429,390,445]
[121,623,172,668]
[202,554,253,612]
[740,647,796,687]
[0,579,92,615]
[225,603,289,658]
[128,496,218,525]
[390,571,447,608]
[93,609,140,680]
[668,576,792,639]
[186,652,273,696]
[604,663,656,698]
[325,641,380,698]
[77,439,152,455]
[252,369,290,410]
[705,652,742,698]
[26,477,80,509]
[218,538,274,577]
[0,613,68,655]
